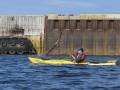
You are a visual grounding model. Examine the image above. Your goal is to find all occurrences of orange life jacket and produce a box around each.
[72,50,86,62]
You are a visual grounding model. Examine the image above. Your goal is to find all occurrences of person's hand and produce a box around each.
[73,60,76,63]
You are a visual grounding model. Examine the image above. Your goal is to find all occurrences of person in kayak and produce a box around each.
[71,48,86,63]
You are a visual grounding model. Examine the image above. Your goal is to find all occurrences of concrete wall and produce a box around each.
[48,14,120,20]
[0,16,45,55]
[0,16,45,36]
[1,14,120,55]
[26,35,44,55]
[45,15,120,55]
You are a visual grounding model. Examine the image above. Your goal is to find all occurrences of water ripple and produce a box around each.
[0,55,119,90]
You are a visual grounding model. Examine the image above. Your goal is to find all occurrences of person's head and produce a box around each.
[76,48,84,54]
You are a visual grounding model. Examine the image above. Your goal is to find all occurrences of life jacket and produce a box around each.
[78,53,86,62]
[72,50,86,62]
[72,50,78,58]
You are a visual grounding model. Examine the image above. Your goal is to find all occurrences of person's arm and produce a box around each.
[71,50,78,61]
[72,55,75,60]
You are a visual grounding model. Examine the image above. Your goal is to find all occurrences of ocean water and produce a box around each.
[0,55,119,90]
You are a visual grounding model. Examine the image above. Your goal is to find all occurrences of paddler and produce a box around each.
[71,48,86,63]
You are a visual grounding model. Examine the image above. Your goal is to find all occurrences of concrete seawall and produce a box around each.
[0,16,45,55]
[26,35,44,55]
[1,14,120,55]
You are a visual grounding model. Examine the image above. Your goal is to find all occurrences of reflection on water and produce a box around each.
[0,55,119,90]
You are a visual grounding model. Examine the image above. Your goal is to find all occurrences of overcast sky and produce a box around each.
[0,0,119,15]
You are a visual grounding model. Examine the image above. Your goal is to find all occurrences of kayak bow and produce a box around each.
[28,57,117,66]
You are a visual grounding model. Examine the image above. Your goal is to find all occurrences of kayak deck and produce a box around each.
[28,57,117,66]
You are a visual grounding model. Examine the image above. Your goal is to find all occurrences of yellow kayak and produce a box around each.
[28,57,117,66]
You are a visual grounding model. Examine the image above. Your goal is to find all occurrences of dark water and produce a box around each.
[0,55,120,90]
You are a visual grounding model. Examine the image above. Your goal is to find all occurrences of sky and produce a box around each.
[0,0,120,15]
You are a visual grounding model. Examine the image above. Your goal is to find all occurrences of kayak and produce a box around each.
[28,57,117,66]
